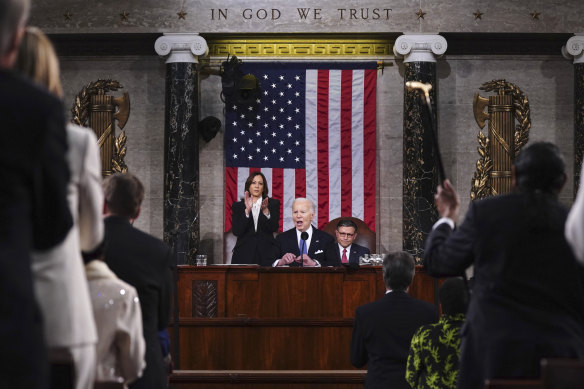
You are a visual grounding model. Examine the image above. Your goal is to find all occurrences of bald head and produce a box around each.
[0,0,30,67]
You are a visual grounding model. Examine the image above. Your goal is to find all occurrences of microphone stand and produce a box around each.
[405,81,446,184]
[299,239,305,268]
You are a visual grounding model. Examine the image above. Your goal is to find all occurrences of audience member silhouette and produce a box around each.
[102,173,173,389]
[424,142,584,388]
[406,277,468,389]
[15,26,104,389]
[351,251,437,389]
[0,0,72,387]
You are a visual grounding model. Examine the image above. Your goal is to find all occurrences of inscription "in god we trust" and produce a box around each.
[210,8,393,21]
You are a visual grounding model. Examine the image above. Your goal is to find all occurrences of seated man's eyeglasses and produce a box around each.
[338,232,354,238]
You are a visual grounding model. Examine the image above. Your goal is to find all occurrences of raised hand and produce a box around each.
[435,179,460,221]
[244,190,253,214]
[261,197,269,215]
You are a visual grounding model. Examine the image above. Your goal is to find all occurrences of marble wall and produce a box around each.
[60,56,166,239]
[57,50,575,263]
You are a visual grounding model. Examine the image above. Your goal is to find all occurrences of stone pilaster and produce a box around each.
[394,34,447,262]
[563,34,584,196]
[155,33,208,265]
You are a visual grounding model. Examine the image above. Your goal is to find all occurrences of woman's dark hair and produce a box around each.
[244,172,269,198]
[514,142,565,195]
[439,277,468,316]
[513,142,566,232]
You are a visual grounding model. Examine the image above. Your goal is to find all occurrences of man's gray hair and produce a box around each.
[0,0,29,57]
[293,197,315,213]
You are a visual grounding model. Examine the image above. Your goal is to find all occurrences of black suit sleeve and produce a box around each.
[322,241,341,267]
[423,204,476,277]
[231,201,253,236]
[158,247,174,331]
[350,308,367,368]
[32,97,73,250]
[257,198,279,233]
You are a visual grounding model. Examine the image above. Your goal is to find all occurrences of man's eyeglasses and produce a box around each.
[337,232,355,238]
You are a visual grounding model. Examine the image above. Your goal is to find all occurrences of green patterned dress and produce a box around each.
[405,313,465,389]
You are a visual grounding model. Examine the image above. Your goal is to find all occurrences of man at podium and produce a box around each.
[273,198,333,267]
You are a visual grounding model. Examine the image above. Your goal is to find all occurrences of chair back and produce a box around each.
[541,358,584,389]
[321,217,376,252]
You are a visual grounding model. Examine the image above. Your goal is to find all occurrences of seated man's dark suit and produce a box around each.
[231,198,280,265]
[424,193,584,388]
[275,225,334,266]
[350,291,437,389]
[0,69,72,388]
[323,241,370,267]
[104,216,173,389]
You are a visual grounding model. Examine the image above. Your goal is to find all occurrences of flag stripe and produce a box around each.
[317,69,330,228]
[271,168,284,231]
[351,70,365,220]
[328,70,342,221]
[283,168,296,231]
[225,166,239,231]
[305,69,319,226]
[341,69,354,217]
[363,68,377,231]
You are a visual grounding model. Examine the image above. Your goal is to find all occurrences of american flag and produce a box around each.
[224,62,377,232]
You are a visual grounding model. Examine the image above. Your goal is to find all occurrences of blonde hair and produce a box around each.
[15,26,63,98]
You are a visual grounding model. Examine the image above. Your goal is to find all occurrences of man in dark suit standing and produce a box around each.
[274,198,334,266]
[0,0,73,387]
[102,173,173,389]
[323,218,370,267]
[350,251,437,389]
[424,142,584,388]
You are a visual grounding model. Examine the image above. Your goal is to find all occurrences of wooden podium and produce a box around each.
[172,265,438,372]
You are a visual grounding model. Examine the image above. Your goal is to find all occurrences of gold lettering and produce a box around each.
[338,8,346,19]
[242,8,252,19]
[384,9,392,19]
[313,8,322,19]
[372,8,380,19]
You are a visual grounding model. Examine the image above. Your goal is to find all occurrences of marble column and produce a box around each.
[562,34,584,196]
[394,34,447,262]
[155,33,208,265]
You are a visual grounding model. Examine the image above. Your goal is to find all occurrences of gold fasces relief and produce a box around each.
[470,79,531,200]
[71,79,130,176]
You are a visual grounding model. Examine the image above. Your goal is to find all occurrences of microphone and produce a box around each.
[300,232,308,267]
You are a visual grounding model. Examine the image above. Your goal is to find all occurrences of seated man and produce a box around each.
[323,218,370,267]
[406,277,468,389]
[350,251,437,389]
[273,198,333,267]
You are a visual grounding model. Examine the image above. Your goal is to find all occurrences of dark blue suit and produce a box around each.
[275,225,334,266]
[350,291,437,389]
[323,241,370,267]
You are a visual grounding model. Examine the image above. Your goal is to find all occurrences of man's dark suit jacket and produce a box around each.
[350,291,437,389]
[322,241,370,267]
[0,69,72,388]
[231,198,280,266]
[275,225,334,266]
[424,193,584,389]
[104,216,173,389]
